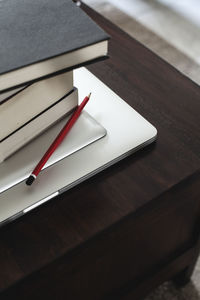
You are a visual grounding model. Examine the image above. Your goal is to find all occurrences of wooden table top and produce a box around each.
[0,3,200,296]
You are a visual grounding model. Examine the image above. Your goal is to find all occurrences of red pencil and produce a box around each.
[26,93,91,186]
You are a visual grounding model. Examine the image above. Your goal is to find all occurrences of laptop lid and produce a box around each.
[0,68,157,226]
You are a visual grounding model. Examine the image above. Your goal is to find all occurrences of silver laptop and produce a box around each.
[0,68,157,226]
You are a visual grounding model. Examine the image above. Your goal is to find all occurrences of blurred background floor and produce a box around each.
[83,0,200,299]
[83,0,200,85]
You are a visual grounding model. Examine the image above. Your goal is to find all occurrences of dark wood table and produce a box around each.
[1,4,200,300]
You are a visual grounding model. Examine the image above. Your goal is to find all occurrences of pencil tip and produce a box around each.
[88,92,91,98]
[26,175,35,186]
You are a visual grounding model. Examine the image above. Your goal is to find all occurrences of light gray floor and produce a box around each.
[84,0,200,86]
[83,0,200,299]
[103,0,200,64]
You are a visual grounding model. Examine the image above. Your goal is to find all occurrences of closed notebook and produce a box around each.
[0,0,109,93]
[0,72,73,141]
[0,88,78,162]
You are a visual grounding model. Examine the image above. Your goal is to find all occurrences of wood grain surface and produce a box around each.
[0,3,200,299]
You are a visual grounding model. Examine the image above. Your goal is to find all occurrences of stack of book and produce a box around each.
[0,0,109,163]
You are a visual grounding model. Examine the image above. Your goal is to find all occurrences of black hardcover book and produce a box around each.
[0,0,109,93]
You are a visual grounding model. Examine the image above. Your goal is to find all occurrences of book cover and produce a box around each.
[0,0,109,92]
